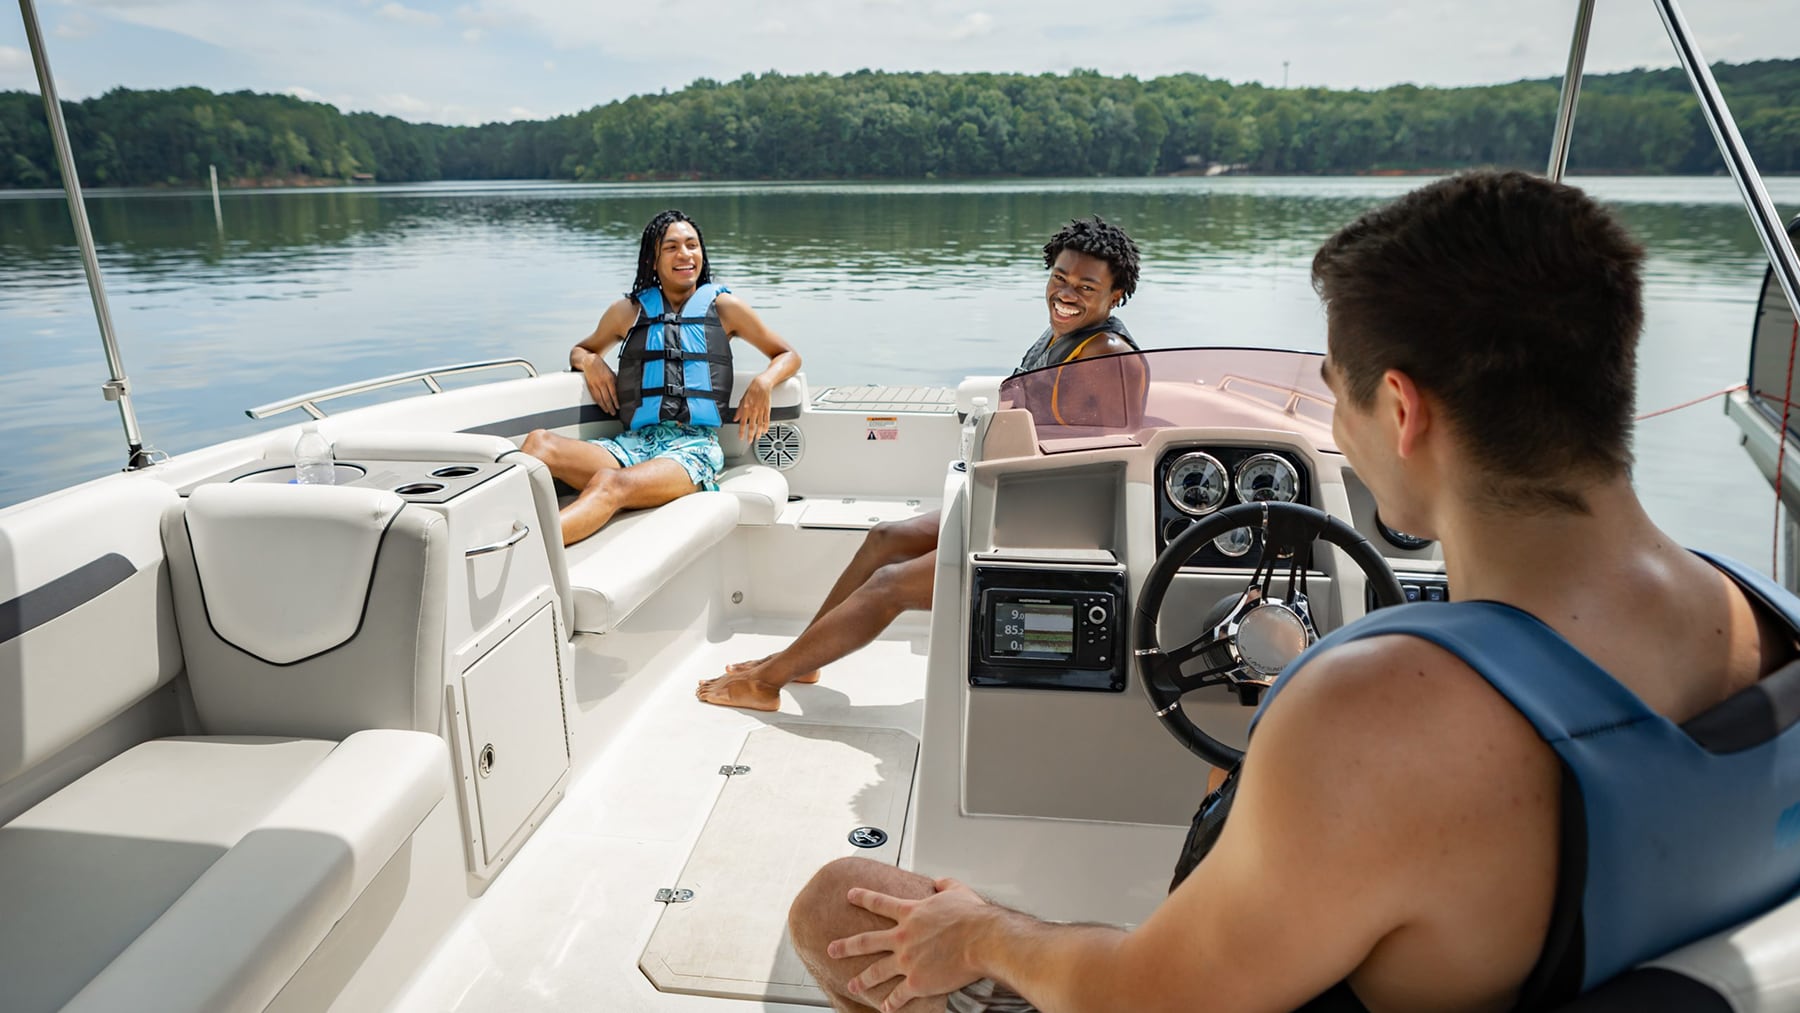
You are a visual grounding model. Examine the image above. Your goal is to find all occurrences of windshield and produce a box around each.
[997,347,1336,455]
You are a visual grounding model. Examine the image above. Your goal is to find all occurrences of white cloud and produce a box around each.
[505,105,537,120]
[55,13,101,39]
[377,3,440,28]
[755,19,788,36]
[0,46,27,72]
[462,27,484,42]
[542,59,555,71]
[375,91,433,116]
[283,85,326,102]
[948,12,994,41]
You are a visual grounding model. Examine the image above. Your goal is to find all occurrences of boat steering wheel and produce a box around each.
[1132,501,1406,768]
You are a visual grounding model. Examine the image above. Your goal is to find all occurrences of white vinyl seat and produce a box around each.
[563,491,740,634]
[0,482,453,1013]
[1552,891,1800,1011]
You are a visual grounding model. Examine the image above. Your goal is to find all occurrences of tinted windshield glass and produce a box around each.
[997,347,1336,454]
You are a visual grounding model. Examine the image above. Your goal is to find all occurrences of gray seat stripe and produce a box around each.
[0,553,137,645]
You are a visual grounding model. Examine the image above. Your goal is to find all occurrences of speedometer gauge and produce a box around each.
[1235,454,1300,504]
[1164,452,1229,516]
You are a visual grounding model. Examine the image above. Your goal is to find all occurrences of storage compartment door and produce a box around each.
[460,602,568,865]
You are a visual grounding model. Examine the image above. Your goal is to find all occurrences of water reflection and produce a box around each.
[2,177,1796,568]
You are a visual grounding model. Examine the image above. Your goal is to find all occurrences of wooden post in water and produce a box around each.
[209,164,222,231]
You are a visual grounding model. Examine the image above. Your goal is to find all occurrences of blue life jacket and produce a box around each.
[1250,552,1800,994]
[616,284,734,430]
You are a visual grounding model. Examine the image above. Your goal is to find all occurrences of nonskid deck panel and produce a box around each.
[639,725,918,1005]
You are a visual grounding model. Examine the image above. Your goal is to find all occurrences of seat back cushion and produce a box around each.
[326,430,572,633]
[164,484,448,739]
[0,475,183,786]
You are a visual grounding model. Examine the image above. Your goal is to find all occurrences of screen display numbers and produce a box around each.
[990,601,1075,658]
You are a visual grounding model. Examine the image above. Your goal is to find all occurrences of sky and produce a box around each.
[0,0,1796,127]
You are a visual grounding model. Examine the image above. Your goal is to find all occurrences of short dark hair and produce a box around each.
[1312,170,1644,511]
[1043,216,1140,305]
[630,209,714,297]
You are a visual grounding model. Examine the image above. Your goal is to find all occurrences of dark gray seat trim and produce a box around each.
[0,553,137,645]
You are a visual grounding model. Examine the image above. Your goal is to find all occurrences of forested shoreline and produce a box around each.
[2,60,1796,189]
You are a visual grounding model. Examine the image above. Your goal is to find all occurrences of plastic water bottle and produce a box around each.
[293,422,336,485]
[960,396,990,465]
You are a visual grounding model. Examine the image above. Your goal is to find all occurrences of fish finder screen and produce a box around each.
[990,601,1075,658]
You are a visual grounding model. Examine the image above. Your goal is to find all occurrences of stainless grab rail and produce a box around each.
[246,358,540,420]
[1654,0,1800,339]
[465,522,531,558]
[1546,0,1596,183]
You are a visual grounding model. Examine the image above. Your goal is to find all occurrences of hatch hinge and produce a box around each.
[654,887,695,904]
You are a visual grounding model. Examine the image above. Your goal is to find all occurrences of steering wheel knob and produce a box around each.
[1236,603,1310,678]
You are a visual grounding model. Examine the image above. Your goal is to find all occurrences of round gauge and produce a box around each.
[1164,452,1229,516]
[1213,526,1255,558]
[1235,453,1300,504]
[1375,511,1433,551]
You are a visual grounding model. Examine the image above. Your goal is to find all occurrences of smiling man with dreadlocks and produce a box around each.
[523,210,801,545]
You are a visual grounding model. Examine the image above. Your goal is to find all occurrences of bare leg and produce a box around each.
[520,428,617,490]
[789,857,949,1013]
[562,457,699,545]
[725,511,941,681]
[698,550,937,711]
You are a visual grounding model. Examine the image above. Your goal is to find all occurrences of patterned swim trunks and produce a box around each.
[591,420,725,491]
[948,979,1037,1012]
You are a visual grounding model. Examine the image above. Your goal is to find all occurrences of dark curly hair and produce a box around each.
[629,209,714,297]
[1042,216,1140,305]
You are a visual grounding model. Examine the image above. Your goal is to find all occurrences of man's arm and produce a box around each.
[716,293,801,442]
[573,297,638,414]
[833,635,1561,1012]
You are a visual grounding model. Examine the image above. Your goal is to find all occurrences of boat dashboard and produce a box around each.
[933,347,1451,831]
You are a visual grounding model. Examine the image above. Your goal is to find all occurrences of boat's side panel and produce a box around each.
[0,474,187,818]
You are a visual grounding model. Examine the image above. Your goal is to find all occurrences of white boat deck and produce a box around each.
[391,621,932,1012]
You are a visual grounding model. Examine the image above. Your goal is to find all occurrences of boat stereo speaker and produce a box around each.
[752,422,804,470]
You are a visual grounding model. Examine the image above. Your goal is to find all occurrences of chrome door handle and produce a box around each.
[466,521,530,557]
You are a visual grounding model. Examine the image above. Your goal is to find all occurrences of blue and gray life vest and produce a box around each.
[1013,316,1138,376]
[616,283,734,430]
[1249,552,1800,997]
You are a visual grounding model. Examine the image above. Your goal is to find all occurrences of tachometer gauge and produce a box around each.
[1213,526,1255,557]
[1235,453,1300,504]
[1165,451,1228,516]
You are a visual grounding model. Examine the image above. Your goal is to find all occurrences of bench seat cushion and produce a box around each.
[565,491,739,634]
[0,730,445,1013]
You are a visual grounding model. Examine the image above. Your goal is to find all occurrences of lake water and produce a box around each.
[2,176,1797,568]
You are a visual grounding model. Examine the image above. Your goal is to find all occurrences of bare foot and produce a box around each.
[724,654,819,683]
[696,671,784,712]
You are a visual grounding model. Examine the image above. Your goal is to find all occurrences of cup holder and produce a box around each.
[430,465,480,478]
[394,482,445,495]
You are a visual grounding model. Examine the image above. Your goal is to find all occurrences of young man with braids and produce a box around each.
[523,210,800,545]
[697,216,1142,711]
[784,171,1800,1012]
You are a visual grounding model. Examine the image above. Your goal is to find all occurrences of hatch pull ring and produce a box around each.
[719,764,751,777]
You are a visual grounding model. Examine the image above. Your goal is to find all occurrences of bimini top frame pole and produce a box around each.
[1653,0,1800,331]
[1546,0,1597,183]
[18,0,156,469]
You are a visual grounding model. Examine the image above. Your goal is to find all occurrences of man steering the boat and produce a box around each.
[696,216,1140,711]
[522,209,800,546]
[787,171,1800,1012]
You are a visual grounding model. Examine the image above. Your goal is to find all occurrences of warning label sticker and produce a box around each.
[864,417,899,441]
